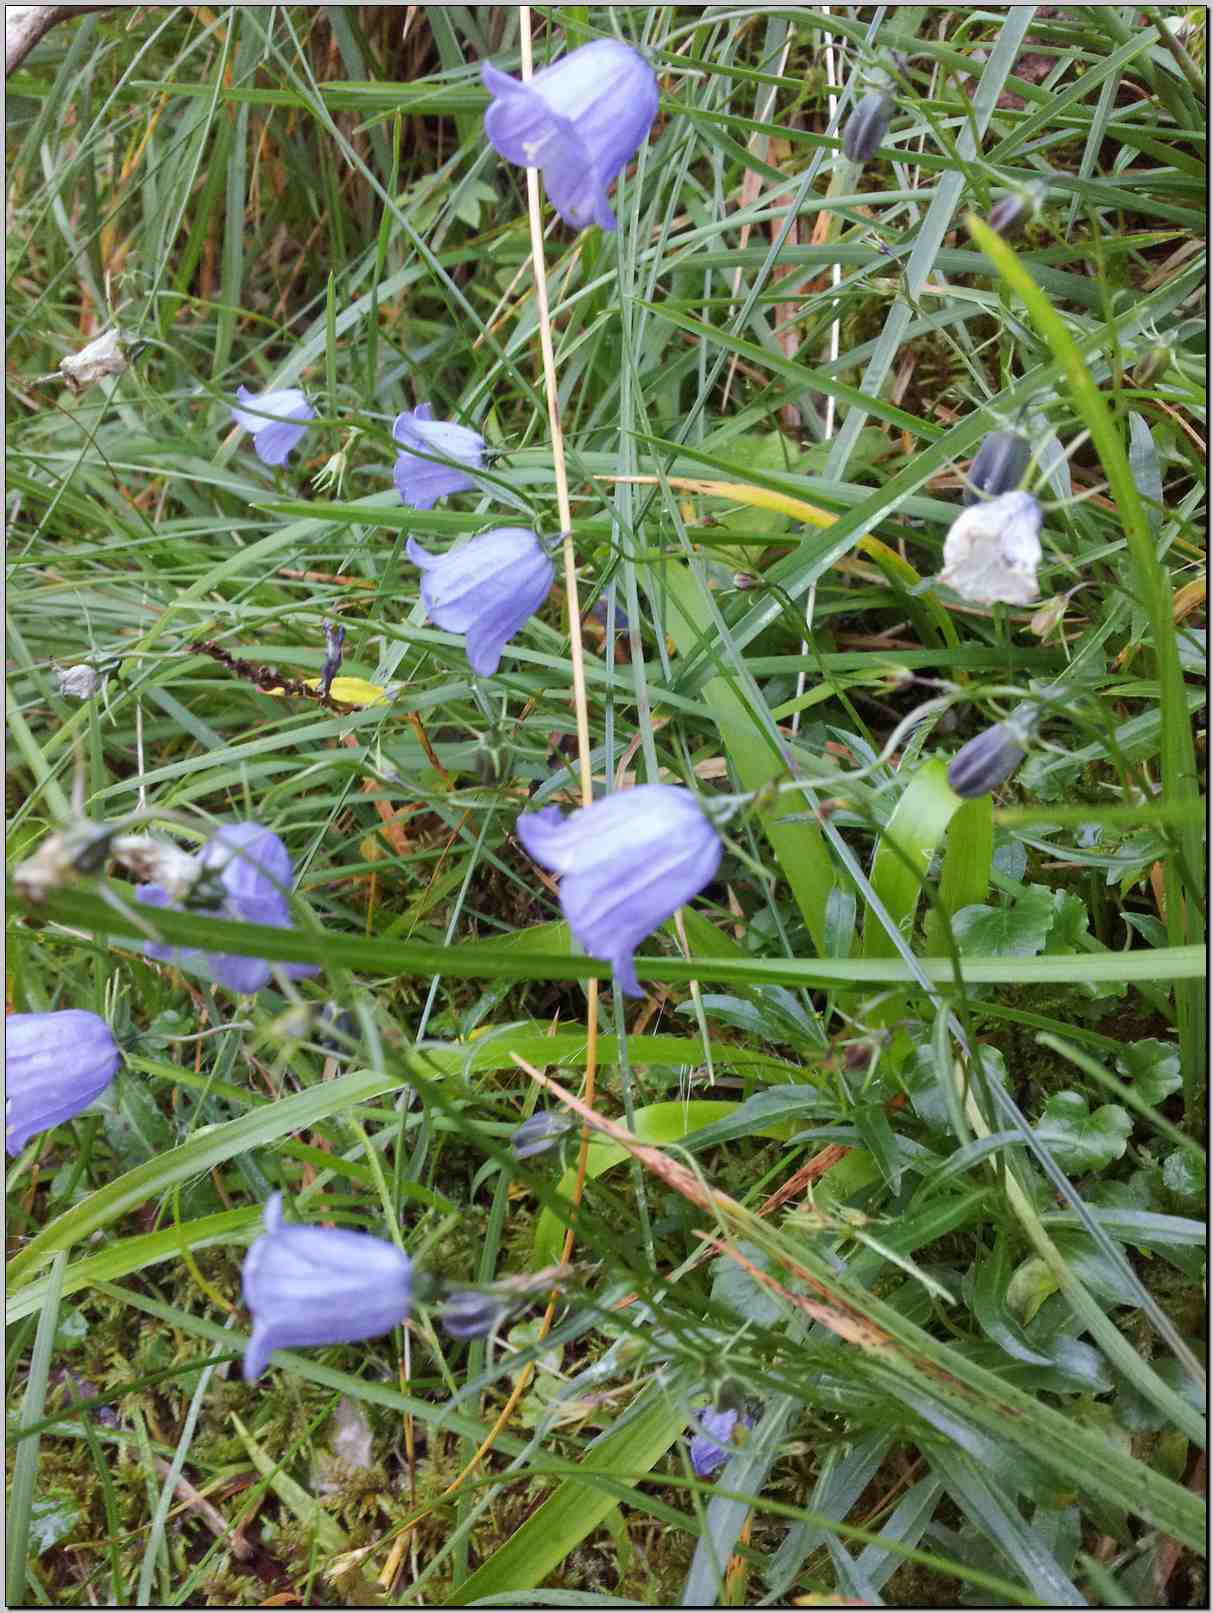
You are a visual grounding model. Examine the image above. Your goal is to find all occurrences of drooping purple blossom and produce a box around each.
[5,1010,121,1155]
[510,1110,575,1160]
[689,1407,754,1478]
[841,92,893,165]
[241,1192,412,1380]
[407,527,555,677]
[482,39,659,232]
[230,386,316,467]
[948,702,1038,799]
[515,784,722,997]
[392,404,485,509]
[137,822,319,995]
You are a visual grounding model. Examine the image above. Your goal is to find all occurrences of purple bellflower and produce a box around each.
[392,404,485,509]
[137,822,319,995]
[690,1407,754,1479]
[511,1109,575,1160]
[515,783,722,997]
[231,386,316,467]
[5,1010,121,1155]
[407,527,555,677]
[440,1291,508,1340]
[241,1192,412,1380]
[482,39,659,232]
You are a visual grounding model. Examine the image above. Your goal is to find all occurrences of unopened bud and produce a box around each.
[947,706,1036,799]
[1132,346,1173,388]
[440,1291,508,1340]
[963,430,1032,507]
[732,571,760,591]
[1029,595,1068,638]
[842,93,894,165]
[510,1111,574,1160]
[985,181,1046,238]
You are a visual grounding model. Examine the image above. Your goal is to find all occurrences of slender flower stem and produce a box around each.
[429,8,602,1503]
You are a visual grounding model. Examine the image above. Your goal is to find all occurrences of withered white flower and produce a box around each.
[939,491,1043,607]
[55,664,100,700]
[59,330,129,394]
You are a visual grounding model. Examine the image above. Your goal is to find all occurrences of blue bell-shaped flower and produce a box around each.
[516,784,722,997]
[241,1192,412,1379]
[407,527,555,677]
[230,387,316,467]
[137,822,319,995]
[392,404,485,509]
[482,39,659,231]
[5,1010,121,1155]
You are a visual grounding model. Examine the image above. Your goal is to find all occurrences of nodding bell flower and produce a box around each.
[407,527,555,677]
[841,92,894,165]
[231,386,316,467]
[137,822,319,995]
[515,784,722,997]
[963,430,1032,507]
[241,1193,412,1380]
[689,1407,755,1479]
[510,1109,575,1160]
[440,1291,508,1340]
[5,1010,121,1155]
[392,404,485,509]
[482,39,659,232]
[939,490,1043,607]
[947,704,1038,799]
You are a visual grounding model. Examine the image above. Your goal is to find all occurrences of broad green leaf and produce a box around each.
[1032,1092,1132,1174]
[952,887,1056,959]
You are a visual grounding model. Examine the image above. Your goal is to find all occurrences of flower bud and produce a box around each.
[985,181,1046,238]
[842,93,893,165]
[510,1110,574,1160]
[947,707,1036,799]
[1132,345,1173,388]
[963,430,1032,507]
[440,1291,508,1340]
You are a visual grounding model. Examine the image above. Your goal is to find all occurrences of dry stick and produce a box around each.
[381,14,602,1575]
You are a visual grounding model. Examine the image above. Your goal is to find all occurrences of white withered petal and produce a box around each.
[939,490,1043,606]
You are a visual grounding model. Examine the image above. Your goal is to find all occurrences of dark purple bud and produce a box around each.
[241,1193,412,1380]
[842,92,893,165]
[516,784,722,997]
[137,822,319,995]
[320,620,346,699]
[407,528,555,677]
[510,1110,575,1160]
[985,180,1046,238]
[440,1291,507,1340]
[5,1010,121,1155]
[947,708,1036,799]
[231,387,315,467]
[482,40,659,232]
[392,404,485,509]
[689,1407,754,1478]
[963,430,1032,507]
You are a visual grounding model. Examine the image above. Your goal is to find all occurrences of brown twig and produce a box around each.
[6,4,108,76]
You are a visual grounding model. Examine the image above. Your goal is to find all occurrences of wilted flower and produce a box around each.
[54,664,100,700]
[939,490,1043,606]
[392,404,485,508]
[407,527,555,677]
[5,1010,121,1155]
[947,704,1037,799]
[689,1407,754,1478]
[137,822,319,994]
[231,386,316,467]
[510,1109,575,1159]
[482,39,659,232]
[59,329,129,394]
[241,1192,412,1380]
[320,619,346,699]
[515,784,722,997]
[842,92,893,164]
[440,1291,508,1340]
[963,430,1032,507]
